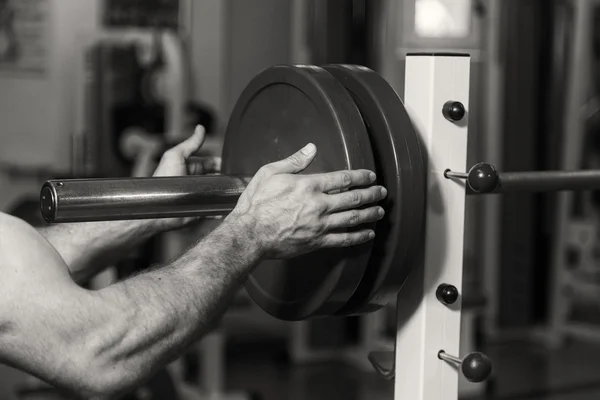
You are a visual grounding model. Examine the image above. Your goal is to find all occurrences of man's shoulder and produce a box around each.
[0,212,29,231]
[0,212,60,270]
[0,213,27,265]
[0,212,40,247]
[0,212,17,228]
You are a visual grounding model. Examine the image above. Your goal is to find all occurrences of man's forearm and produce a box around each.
[38,219,167,282]
[90,217,259,383]
[9,216,260,397]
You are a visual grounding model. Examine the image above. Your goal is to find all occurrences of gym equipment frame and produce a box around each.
[391,54,474,400]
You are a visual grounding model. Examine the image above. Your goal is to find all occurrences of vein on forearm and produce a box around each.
[86,218,258,377]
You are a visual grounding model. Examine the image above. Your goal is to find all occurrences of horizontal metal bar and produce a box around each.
[453,164,600,195]
[496,170,600,193]
[41,175,252,223]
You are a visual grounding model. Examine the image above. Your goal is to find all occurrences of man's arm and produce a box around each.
[0,212,258,398]
[0,143,386,398]
[38,219,166,283]
[39,127,207,282]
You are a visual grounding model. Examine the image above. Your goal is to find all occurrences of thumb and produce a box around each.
[267,143,317,175]
[171,125,206,159]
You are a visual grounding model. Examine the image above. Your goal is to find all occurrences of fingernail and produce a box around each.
[381,187,388,197]
[368,231,375,239]
[369,172,376,182]
[378,207,385,217]
[301,143,316,155]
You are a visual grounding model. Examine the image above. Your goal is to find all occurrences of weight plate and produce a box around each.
[222,65,376,321]
[324,65,426,315]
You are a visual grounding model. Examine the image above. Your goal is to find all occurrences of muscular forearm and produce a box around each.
[8,216,259,398]
[88,216,259,390]
[38,219,167,282]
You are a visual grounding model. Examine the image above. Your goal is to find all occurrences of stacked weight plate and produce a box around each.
[222,64,426,320]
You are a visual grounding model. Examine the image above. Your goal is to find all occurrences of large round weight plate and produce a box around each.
[324,65,426,315]
[222,65,376,321]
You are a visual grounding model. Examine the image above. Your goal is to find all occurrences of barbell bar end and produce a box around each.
[40,182,58,224]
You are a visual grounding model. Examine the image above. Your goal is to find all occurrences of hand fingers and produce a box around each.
[170,125,206,159]
[325,206,385,229]
[320,229,376,248]
[324,186,387,213]
[187,158,205,175]
[258,143,317,177]
[312,170,376,193]
[186,156,221,175]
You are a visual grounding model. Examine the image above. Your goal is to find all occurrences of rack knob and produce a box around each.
[467,163,499,193]
[438,351,492,383]
[443,101,466,122]
[436,284,459,305]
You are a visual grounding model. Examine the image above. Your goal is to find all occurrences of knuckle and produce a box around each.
[328,174,337,188]
[287,155,302,168]
[309,197,323,213]
[343,235,353,247]
[320,219,331,234]
[318,218,329,233]
[340,171,352,187]
[258,165,273,177]
[317,199,329,214]
[320,236,332,248]
[349,211,360,226]
[350,191,361,206]
[301,178,316,191]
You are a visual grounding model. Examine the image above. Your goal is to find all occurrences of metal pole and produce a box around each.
[482,0,504,341]
[41,175,251,223]
[498,170,600,192]
[447,164,600,194]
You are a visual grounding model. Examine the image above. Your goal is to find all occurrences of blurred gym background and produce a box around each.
[0,0,598,399]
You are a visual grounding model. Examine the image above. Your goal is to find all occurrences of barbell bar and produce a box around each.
[41,175,252,224]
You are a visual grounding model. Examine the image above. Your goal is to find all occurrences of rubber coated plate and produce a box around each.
[222,65,376,321]
[324,65,426,315]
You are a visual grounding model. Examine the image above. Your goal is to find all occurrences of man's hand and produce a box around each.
[39,126,212,281]
[229,143,387,259]
[153,125,207,177]
[153,125,211,230]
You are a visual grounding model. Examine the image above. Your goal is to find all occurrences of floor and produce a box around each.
[224,339,600,400]
[3,339,600,399]
[228,357,392,400]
